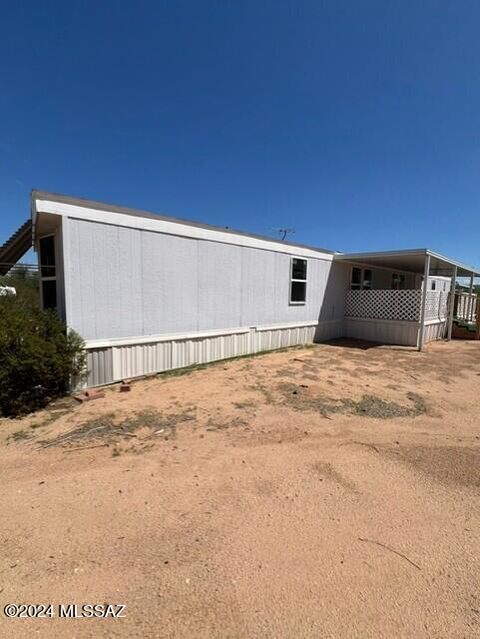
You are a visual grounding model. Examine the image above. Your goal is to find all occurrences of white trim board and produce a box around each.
[424,318,448,326]
[84,326,251,349]
[255,320,319,332]
[345,316,447,328]
[83,321,328,349]
[34,198,334,261]
[344,317,419,327]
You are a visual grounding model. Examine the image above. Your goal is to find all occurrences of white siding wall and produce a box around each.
[65,217,346,342]
[427,276,451,292]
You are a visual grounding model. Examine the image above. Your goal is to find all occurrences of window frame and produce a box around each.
[350,267,362,290]
[289,257,308,305]
[392,272,406,290]
[350,266,373,291]
[38,234,57,311]
[362,268,373,290]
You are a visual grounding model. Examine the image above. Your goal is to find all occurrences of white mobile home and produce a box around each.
[2,191,479,387]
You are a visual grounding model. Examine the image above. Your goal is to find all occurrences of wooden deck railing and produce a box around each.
[454,292,478,323]
[452,292,480,340]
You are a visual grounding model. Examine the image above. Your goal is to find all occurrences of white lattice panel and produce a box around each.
[424,291,449,321]
[345,290,422,321]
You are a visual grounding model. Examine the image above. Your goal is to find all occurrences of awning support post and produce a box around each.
[418,253,431,352]
[447,266,458,341]
[469,272,474,321]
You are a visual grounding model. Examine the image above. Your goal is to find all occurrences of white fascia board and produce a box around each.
[255,320,319,332]
[34,198,333,261]
[336,249,427,259]
[31,198,39,243]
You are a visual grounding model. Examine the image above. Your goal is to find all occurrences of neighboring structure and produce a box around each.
[1,191,479,387]
[0,220,32,275]
[0,286,16,296]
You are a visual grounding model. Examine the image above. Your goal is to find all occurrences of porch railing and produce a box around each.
[345,289,449,323]
[454,292,478,322]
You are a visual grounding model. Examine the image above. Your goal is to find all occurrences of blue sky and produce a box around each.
[1,1,480,265]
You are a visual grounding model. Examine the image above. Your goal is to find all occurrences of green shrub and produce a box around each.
[0,296,86,417]
[0,266,40,309]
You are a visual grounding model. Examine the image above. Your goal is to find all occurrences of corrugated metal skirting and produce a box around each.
[83,322,343,388]
[254,325,316,352]
[111,331,251,381]
[85,348,114,387]
[345,319,419,346]
[81,316,447,388]
[423,321,447,343]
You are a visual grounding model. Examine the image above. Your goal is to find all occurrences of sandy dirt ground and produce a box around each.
[1,339,479,638]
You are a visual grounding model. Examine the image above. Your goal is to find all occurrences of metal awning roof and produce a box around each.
[334,249,480,278]
[0,220,32,275]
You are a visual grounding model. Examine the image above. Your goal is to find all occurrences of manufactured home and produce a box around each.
[1,191,479,387]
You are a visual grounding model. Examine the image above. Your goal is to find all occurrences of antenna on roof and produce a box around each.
[272,227,295,241]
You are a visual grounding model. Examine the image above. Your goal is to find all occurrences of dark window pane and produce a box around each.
[292,258,307,280]
[392,273,406,290]
[363,269,372,290]
[291,281,306,303]
[42,280,57,310]
[39,236,56,277]
[351,267,362,286]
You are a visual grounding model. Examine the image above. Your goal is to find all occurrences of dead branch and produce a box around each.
[63,444,110,452]
[358,537,421,570]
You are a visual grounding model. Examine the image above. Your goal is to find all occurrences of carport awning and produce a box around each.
[334,249,480,278]
[0,219,32,275]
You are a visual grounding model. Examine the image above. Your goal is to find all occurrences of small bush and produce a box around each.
[0,265,40,306]
[0,296,86,417]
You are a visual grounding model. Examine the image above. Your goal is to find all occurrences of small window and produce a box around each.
[42,280,57,309]
[351,267,362,290]
[363,269,373,290]
[431,281,436,291]
[392,273,406,290]
[351,267,373,291]
[39,236,56,277]
[39,235,57,312]
[290,258,307,304]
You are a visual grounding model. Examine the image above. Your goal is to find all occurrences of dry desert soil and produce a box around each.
[1,338,479,638]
